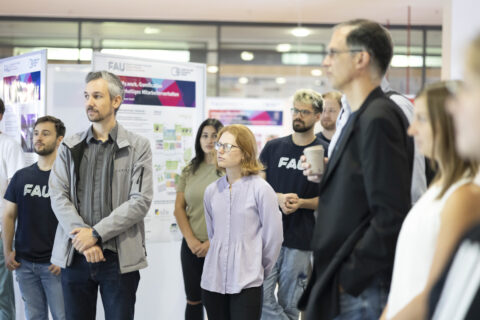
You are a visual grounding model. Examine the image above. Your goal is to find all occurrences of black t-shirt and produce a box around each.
[4,163,58,263]
[259,135,328,250]
[315,131,331,147]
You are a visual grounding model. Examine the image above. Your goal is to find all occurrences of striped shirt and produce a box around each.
[77,124,118,252]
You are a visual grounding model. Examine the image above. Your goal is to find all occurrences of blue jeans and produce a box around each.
[61,251,140,320]
[0,238,15,320]
[15,258,65,320]
[333,277,388,320]
[261,247,311,320]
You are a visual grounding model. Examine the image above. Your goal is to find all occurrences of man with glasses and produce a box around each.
[260,89,328,320]
[315,91,342,146]
[298,20,413,320]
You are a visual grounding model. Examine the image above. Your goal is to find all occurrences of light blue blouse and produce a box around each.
[201,175,283,294]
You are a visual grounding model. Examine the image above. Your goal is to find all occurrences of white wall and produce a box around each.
[46,64,91,134]
[442,0,480,80]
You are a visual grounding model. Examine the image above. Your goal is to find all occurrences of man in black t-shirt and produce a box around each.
[260,89,327,320]
[1,116,66,320]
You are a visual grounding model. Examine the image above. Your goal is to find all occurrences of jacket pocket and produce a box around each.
[118,225,146,268]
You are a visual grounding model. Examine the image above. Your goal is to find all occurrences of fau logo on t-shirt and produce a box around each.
[23,184,50,198]
[277,157,302,170]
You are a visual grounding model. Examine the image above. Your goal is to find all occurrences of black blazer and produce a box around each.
[299,87,414,319]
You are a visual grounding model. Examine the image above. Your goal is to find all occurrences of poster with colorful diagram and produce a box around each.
[206,97,290,153]
[92,53,205,243]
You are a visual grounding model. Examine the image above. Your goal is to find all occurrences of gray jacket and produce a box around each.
[49,123,153,273]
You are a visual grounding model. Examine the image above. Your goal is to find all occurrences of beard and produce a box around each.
[87,108,105,122]
[87,106,114,123]
[292,119,314,133]
[34,142,56,156]
[321,119,336,131]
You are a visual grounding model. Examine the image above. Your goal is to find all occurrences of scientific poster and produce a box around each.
[93,53,205,243]
[206,97,290,152]
[0,50,47,164]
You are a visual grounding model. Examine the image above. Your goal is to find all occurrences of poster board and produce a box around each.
[46,64,91,136]
[92,53,205,243]
[206,97,290,152]
[0,49,47,164]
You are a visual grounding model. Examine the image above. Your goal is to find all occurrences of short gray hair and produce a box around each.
[86,71,125,102]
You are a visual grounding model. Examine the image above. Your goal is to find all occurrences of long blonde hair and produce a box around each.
[468,34,480,77]
[418,81,478,198]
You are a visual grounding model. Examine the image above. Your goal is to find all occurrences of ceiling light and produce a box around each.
[391,55,423,67]
[207,65,219,73]
[240,51,254,61]
[291,27,311,38]
[311,69,323,76]
[144,27,160,34]
[276,44,292,52]
[238,77,249,84]
[275,77,286,85]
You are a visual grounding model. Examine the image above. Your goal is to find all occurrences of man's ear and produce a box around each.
[355,51,371,71]
[56,136,64,148]
[112,95,122,111]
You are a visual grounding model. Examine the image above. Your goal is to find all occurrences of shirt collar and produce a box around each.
[86,122,118,144]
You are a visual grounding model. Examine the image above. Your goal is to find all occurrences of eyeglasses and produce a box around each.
[322,108,339,114]
[215,142,239,153]
[291,107,314,117]
[326,48,365,58]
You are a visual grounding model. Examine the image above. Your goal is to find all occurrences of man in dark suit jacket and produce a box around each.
[298,19,414,320]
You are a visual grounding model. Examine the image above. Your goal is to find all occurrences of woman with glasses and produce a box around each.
[174,118,223,320]
[379,81,480,320]
[201,124,283,320]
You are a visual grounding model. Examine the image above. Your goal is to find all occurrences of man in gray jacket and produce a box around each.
[49,71,153,320]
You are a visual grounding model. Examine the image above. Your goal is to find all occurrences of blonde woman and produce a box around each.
[380,81,480,320]
[427,33,480,320]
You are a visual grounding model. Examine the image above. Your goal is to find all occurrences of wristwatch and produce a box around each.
[92,228,102,243]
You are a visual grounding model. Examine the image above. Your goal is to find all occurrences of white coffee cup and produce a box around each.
[303,145,325,175]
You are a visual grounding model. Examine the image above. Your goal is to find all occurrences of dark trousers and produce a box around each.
[61,250,140,320]
[181,238,205,319]
[181,238,205,302]
[202,286,263,320]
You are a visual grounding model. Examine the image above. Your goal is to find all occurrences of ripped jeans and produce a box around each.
[261,247,312,320]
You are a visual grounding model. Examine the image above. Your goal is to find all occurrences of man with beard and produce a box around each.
[49,71,153,320]
[2,116,66,319]
[316,91,342,146]
[260,89,328,320]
